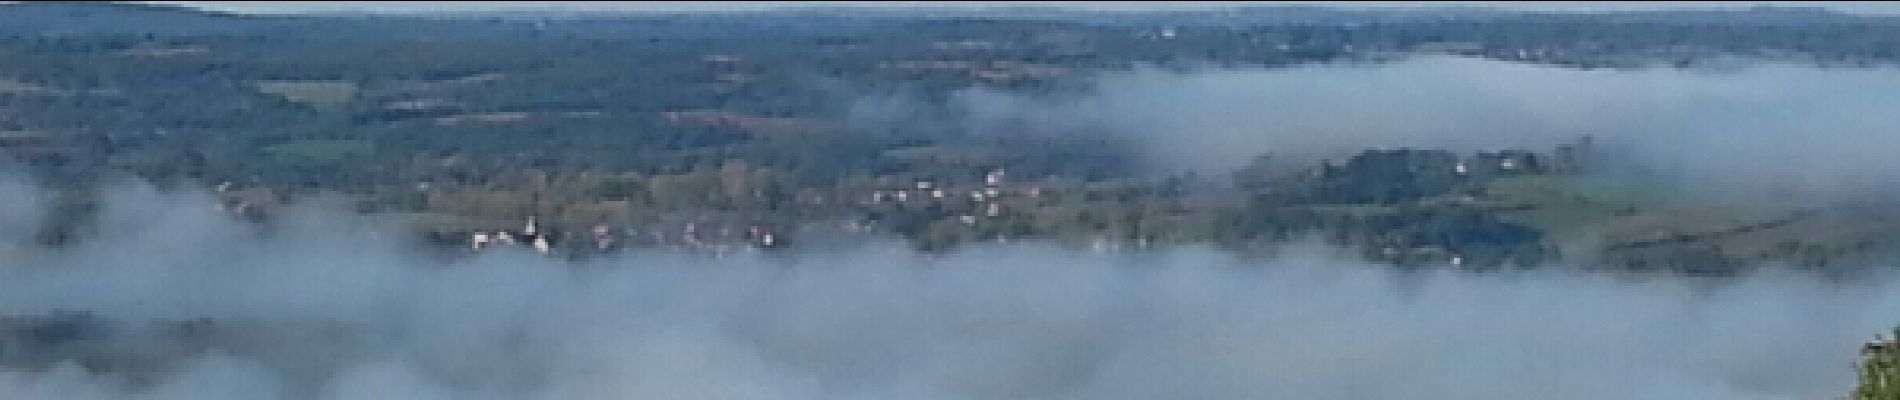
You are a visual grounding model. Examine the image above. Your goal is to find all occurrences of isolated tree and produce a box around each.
[1851,327,1899,400]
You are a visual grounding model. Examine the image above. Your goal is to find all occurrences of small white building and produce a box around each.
[532,236,552,254]
[470,232,491,250]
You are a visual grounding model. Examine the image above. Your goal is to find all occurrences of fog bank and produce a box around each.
[0,174,37,244]
[864,57,1900,197]
[0,181,1896,400]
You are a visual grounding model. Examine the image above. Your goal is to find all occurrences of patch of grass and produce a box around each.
[0,79,66,96]
[1300,204,1402,218]
[254,80,358,106]
[1482,175,1683,238]
[263,139,373,166]
[1485,175,1900,267]
[883,146,1003,166]
[388,212,518,234]
[1487,175,1666,210]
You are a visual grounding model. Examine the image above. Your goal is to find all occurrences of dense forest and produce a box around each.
[3,2,1900,273]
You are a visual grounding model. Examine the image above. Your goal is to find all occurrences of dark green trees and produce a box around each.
[1852,328,1899,400]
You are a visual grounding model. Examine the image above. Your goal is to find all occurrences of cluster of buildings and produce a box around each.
[465,215,787,256]
[467,217,554,254]
[861,169,1033,224]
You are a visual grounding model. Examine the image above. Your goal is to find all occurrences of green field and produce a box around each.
[1486,175,1900,267]
[1483,175,1696,238]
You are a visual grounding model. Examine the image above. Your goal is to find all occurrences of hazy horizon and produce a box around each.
[136,1,1900,16]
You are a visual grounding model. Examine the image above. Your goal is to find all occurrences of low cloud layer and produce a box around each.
[0,174,37,244]
[1,180,1896,400]
[861,57,1900,198]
